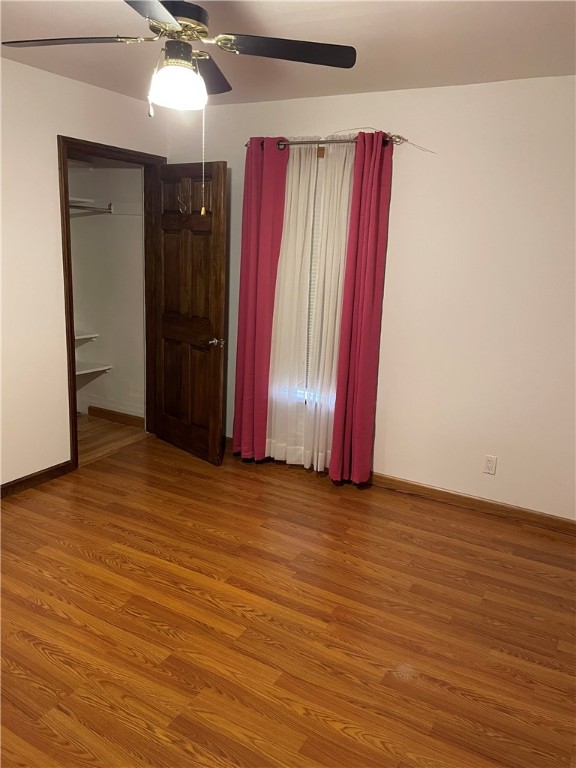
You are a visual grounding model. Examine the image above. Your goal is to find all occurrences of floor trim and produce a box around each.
[1,460,75,499]
[371,472,576,535]
[87,406,145,429]
[105,433,576,535]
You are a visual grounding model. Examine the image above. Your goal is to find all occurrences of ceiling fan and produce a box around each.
[2,0,357,110]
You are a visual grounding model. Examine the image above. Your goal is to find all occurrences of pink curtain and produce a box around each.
[233,138,289,459]
[329,132,394,483]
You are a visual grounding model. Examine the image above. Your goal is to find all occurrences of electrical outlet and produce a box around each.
[483,455,497,475]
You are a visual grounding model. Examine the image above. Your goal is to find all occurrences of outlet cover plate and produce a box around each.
[483,455,497,475]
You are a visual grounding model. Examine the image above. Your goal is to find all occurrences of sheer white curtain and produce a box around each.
[303,140,355,470]
[266,137,355,470]
[266,141,319,463]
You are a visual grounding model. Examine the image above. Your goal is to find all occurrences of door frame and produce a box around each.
[57,136,166,470]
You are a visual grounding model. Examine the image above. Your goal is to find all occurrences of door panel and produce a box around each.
[153,161,227,465]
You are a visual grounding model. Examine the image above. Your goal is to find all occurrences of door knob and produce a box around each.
[208,338,226,347]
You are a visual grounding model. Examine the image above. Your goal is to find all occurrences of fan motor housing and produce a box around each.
[162,1,209,29]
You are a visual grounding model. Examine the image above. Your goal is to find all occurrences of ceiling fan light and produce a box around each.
[149,60,208,111]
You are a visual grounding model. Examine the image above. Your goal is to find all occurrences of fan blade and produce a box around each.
[2,36,152,47]
[124,1,181,31]
[217,34,356,69]
[196,56,232,95]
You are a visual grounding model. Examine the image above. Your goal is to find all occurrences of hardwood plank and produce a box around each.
[169,708,289,768]
[34,544,247,640]
[1,650,72,721]
[1,584,169,668]
[77,413,147,466]
[171,688,311,767]
[2,695,130,768]
[164,657,400,768]
[2,549,133,613]
[1,726,64,768]
[41,687,204,768]
[277,672,507,768]
[1,616,194,723]
[299,734,397,768]
[2,437,574,768]
[231,625,438,734]
[330,604,575,713]
[382,668,574,752]
[327,614,575,719]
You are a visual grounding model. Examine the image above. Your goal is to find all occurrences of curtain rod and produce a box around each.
[245,135,407,149]
[281,135,407,147]
[244,134,437,153]
[278,138,359,147]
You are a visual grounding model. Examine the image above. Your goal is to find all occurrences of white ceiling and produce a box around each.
[1,0,575,105]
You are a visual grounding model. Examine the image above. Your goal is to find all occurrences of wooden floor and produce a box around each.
[77,414,147,466]
[2,438,575,768]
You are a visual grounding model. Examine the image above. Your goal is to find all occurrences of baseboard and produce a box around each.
[371,472,576,536]
[1,460,75,499]
[225,436,233,452]
[78,392,144,420]
[87,406,145,428]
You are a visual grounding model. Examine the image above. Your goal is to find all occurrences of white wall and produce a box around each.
[70,167,145,418]
[1,59,167,483]
[168,76,576,519]
[2,61,573,519]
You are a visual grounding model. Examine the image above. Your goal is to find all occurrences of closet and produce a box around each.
[68,156,146,462]
[59,137,228,471]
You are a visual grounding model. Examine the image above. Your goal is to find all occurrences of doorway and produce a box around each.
[59,136,166,469]
[58,136,228,471]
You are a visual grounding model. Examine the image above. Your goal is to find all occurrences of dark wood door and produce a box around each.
[152,161,227,465]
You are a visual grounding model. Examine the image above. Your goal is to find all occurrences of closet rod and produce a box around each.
[69,202,114,214]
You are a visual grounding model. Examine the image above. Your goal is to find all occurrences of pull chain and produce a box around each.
[200,106,206,216]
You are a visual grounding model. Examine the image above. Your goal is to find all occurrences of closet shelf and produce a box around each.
[74,331,99,341]
[76,361,112,376]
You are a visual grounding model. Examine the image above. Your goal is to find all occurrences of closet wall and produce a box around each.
[69,162,146,418]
